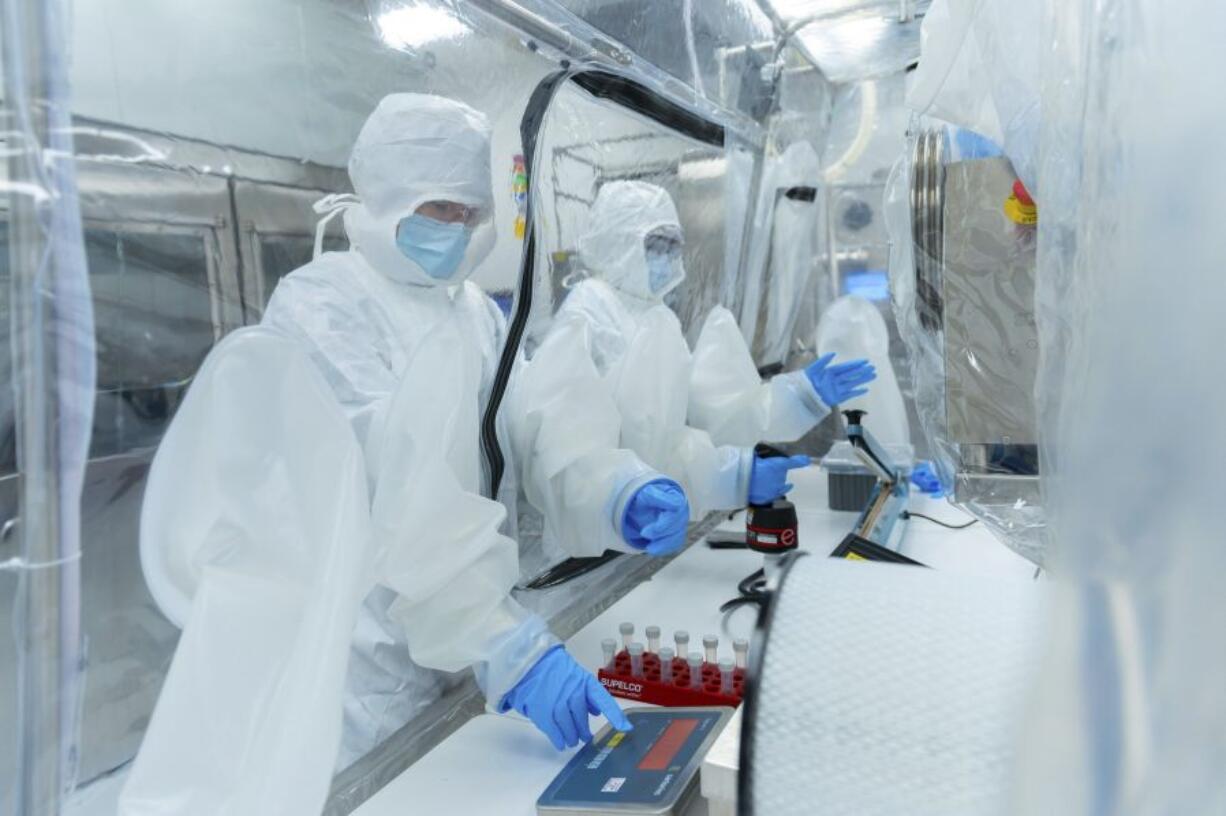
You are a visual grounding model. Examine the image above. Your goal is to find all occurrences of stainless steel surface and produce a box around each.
[910,127,946,333]
[233,179,351,318]
[940,157,1039,448]
[71,116,350,193]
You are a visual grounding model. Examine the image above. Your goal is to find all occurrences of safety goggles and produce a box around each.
[415,199,484,226]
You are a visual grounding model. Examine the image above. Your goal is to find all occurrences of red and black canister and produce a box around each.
[746,499,799,554]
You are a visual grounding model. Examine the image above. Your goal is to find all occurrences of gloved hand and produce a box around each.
[499,646,633,750]
[623,478,689,556]
[748,454,811,505]
[910,461,947,497]
[804,352,877,407]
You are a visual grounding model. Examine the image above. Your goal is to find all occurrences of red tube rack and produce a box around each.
[597,649,744,707]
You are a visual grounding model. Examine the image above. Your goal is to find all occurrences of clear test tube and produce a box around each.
[687,652,703,690]
[601,638,618,671]
[645,625,661,653]
[703,634,719,664]
[619,622,635,650]
[673,630,690,658]
[658,646,675,684]
[733,638,749,670]
[719,658,735,695]
[629,643,645,678]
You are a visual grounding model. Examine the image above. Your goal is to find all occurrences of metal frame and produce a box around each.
[463,0,765,149]
[232,179,350,315]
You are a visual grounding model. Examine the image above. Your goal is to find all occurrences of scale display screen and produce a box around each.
[537,707,732,814]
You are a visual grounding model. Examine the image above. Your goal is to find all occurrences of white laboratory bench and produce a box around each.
[351,466,1035,816]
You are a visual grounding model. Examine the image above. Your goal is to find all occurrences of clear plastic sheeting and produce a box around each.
[793,7,924,84]
[886,124,1045,564]
[736,142,821,369]
[816,75,920,450]
[552,0,774,119]
[1010,2,1226,813]
[526,79,730,350]
[816,295,909,450]
[729,45,832,369]
[905,0,1040,194]
[2,0,606,807]
[2,0,96,811]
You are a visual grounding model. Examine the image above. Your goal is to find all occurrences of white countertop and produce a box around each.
[353,466,1034,816]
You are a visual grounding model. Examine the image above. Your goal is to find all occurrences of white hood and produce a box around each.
[341,93,496,288]
[577,180,685,302]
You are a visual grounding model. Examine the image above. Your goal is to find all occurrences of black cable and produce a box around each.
[902,510,978,530]
[719,595,766,614]
[720,568,770,613]
[738,568,767,597]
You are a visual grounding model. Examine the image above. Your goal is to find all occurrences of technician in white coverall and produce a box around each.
[554,181,876,518]
[124,96,698,815]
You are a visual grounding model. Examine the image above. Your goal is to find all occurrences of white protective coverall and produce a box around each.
[556,180,833,517]
[737,142,823,368]
[126,94,660,814]
[816,294,910,450]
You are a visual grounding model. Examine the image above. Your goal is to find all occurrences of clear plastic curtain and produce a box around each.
[1011,1,1226,813]
[1,0,96,811]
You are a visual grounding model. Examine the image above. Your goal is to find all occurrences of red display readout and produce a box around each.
[637,719,699,771]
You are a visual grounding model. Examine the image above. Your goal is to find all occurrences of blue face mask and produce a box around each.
[396,214,472,281]
[646,251,678,295]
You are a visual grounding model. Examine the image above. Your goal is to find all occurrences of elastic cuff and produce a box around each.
[477,608,560,711]
[781,368,831,419]
[612,470,665,547]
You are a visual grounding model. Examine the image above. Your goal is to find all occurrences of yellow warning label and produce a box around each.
[1004,194,1038,226]
[845,552,867,562]
[607,732,625,747]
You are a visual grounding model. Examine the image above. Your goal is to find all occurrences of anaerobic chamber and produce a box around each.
[900,126,1042,560]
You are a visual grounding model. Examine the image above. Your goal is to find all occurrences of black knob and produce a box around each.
[843,409,867,426]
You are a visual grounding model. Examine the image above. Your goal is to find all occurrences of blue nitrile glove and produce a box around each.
[910,461,947,497]
[804,352,877,407]
[623,478,689,556]
[499,646,633,750]
[748,454,811,505]
[953,127,1004,160]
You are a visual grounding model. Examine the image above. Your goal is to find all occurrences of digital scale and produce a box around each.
[536,707,733,815]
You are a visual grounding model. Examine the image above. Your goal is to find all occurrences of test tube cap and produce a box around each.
[602,638,617,650]
[734,638,749,652]
[719,657,735,671]
[645,625,661,639]
[703,634,719,648]
[619,622,635,635]
[659,646,674,660]
[674,629,690,642]
[686,651,703,666]
[628,642,645,655]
